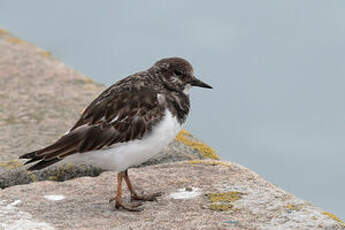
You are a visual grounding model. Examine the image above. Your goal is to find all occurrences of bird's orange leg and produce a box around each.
[109,171,142,212]
[123,169,162,202]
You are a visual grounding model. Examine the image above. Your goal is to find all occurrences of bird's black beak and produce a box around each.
[190,76,212,89]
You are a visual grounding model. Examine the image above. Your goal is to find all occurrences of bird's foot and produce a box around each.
[109,198,143,212]
[131,191,162,202]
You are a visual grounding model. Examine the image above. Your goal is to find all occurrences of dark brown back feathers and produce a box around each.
[20,58,193,170]
[20,57,194,171]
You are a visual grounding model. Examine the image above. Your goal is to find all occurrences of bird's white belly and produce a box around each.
[66,109,182,171]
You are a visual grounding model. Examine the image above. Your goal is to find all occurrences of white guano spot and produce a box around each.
[0,200,55,230]
[169,187,201,199]
[8,200,21,207]
[44,195,65,201]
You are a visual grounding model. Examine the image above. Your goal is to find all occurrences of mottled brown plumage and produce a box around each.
[20,57,212,211]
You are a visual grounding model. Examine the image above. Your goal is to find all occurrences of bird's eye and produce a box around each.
[174,70,183,76]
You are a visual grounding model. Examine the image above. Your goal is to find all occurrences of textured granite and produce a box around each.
[1,160,344,230]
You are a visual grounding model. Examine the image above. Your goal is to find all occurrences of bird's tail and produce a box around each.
[19,149,63,171]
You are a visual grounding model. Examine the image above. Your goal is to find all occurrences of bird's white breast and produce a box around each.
[66,109,182,171]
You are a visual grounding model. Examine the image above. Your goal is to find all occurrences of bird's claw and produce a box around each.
[114,200,143,212]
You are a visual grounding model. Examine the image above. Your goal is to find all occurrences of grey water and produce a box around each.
[1,0,344,220]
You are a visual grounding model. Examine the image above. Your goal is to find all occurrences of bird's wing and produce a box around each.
[20,84,165,170]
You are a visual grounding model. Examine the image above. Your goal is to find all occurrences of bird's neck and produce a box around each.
[146,70,190,124]
[165,92,190,125]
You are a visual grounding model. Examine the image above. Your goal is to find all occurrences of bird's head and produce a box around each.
[151,57,212,94]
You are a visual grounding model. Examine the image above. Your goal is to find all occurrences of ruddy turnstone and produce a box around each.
[20,57,212,211]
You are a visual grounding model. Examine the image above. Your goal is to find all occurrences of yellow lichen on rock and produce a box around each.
[0,160,24,170]
[175,129,219,160]
[208,191,244,202]
[322,212,345,227]
[53,163,76,181]
[286,203,304,211]
[40,50,52,57]
[0,28,9,35]
[6,37,26,45]
[48,176,59,181]
[207,191,244,212]
[47,163,75,181]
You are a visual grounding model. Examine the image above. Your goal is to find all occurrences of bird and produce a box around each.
[20,57,212,211]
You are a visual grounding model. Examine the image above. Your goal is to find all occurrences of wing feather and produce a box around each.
[20,82,165,171]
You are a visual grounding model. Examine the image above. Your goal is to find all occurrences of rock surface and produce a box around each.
[0,29,218,188]
[1,160,344,230]
[0,29,344,229]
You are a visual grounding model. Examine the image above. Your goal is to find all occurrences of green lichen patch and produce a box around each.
[42,163,104,182]
[48,176,59,181]
[175,129,220,160]
[206,191,245,212]
[207,191,245,203]
[49,163,77,181]
[0,163,105,189]
[28,171,37,182]
[322,212,345,227]
[0,160,24,170]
